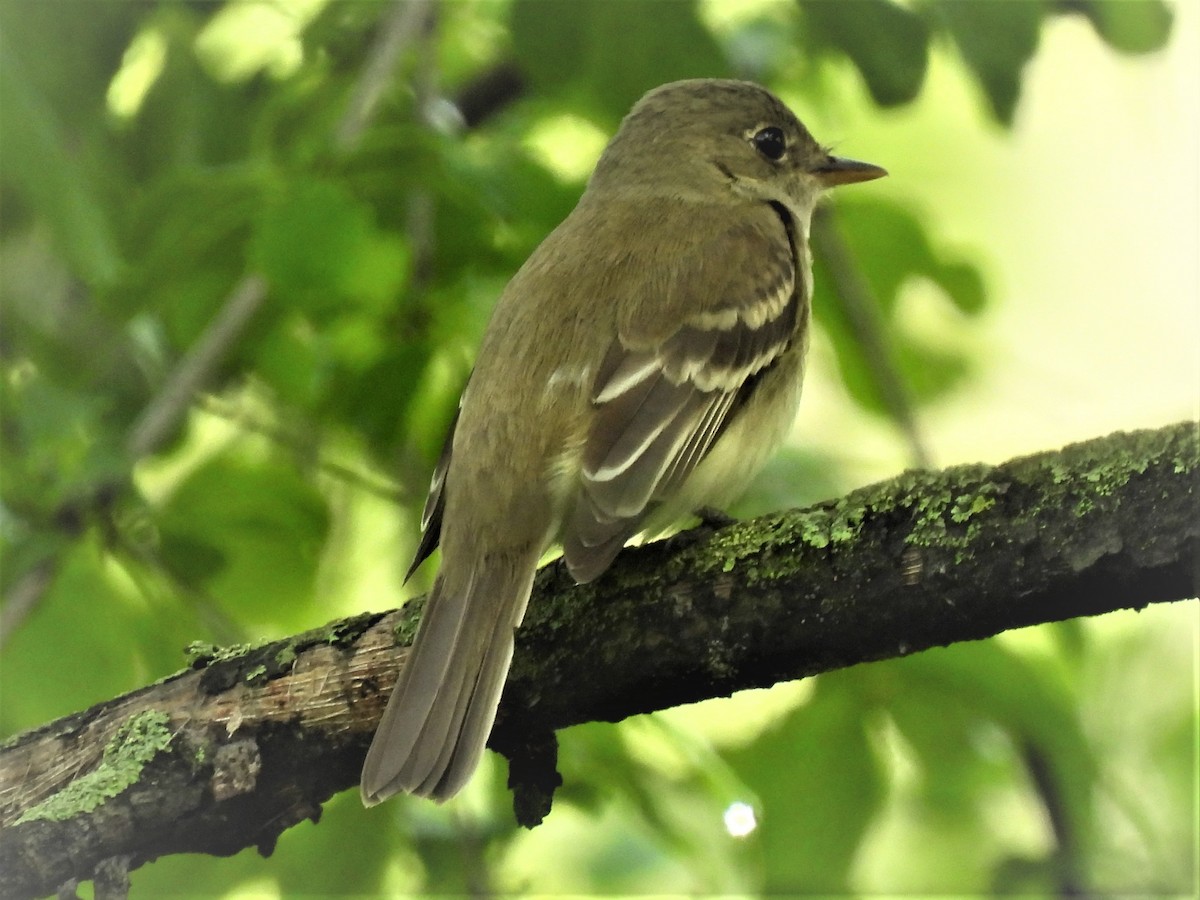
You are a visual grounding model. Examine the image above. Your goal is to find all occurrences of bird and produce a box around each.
[361,78,886,805]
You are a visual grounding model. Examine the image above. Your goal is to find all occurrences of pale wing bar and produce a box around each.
[563,255,798,583]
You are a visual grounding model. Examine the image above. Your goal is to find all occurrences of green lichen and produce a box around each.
[887,472,1006,563]
[1040,429,1179,517]
[392,613,419,646]
[16,710,173,824]
[185,640,252,667]
[792,509,832,550]
[696,520,782,581]
[951,492,996,523]
[244,664,268,685]
[324,611,377,649]
[274,645,297,670]
[828,500,865,545]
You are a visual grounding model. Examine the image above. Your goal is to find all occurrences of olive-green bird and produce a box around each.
[361,78,886,804]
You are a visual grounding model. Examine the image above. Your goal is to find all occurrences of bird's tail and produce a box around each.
[360,549,538,804]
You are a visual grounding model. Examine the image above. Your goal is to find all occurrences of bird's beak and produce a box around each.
[813,155,888,188]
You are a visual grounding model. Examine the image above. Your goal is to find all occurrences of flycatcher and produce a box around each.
[361,79,886,804]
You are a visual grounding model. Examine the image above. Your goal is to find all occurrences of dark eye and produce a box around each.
[752,126,786,161]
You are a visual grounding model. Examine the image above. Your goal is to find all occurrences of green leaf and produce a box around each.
[723,673,884,892]
[250,178,376,313]
[888,643,1097,871]
[0,537,195,735]
[933,0,1045,125]
[0,371,128,516]
[0,32,122,287]
[830,199,987,317]
[327,342,430,454]
[154,454,329,627]
[1074,0,1174,55]
[511,0,731,121]
[553,721,755,892]
[800,0,930,107]
[114,165,269,326]
[813,198,987,416]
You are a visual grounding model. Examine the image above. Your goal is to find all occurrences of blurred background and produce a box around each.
[1,0,1196,895]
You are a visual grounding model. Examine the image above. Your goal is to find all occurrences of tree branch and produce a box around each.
[2,422,1196,898]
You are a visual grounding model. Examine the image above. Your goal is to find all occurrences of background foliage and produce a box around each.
[1,0,1195,895]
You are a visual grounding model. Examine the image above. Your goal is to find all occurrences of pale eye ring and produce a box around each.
[752,126,786,161]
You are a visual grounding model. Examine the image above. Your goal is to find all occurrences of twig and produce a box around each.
[0,558,58,651]
[196,395,408,504]
[129,2,433,463]
[125,274,267,458]
[335,0,435,152]
[812,205,932,468]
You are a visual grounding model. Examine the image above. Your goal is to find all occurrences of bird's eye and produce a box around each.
[752,126,787,161]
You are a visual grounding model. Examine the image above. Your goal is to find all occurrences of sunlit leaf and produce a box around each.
[154,454,329,627]
[1074,0,1174,55]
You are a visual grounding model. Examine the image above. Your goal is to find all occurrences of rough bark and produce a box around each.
[1,422,1196,899]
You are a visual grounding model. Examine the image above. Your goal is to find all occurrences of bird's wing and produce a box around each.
[562,207,801,582]
[405,406,457,581]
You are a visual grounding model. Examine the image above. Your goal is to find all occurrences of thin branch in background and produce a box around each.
[406,0,441,292]
[335,0,435,152]
[0,558,57,651]
[125,274,268,459]
[1022,743,1084,897]
[130,0,432,465]
[197,395,408,504]
[0,3,441,654]
[811,205,933,469]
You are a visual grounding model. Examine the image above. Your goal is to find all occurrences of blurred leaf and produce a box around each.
[271,790,395,896]
[0,535,207,735]
[340,231,410,315]
[801,0,930,107]
[0,370,128,517]
[328,341,431,454]
[887,643,1097,874]
[1074,0,1174,55]
[511,0,730,121]
[436,138,579,277]
[154,454,329,627]
[932,0,1045,125]
[555,721,756,892]
[250,178,376,312]
[0,33,122,287]
[710,7,803,84]
[724,673,884,892]
[813,198,987,415]
[114,165,269,327]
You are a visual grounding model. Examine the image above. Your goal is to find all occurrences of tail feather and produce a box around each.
[361,551,536,804]
[434,596,523,795]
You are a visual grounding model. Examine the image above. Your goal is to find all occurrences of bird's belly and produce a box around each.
[647,354,807,531]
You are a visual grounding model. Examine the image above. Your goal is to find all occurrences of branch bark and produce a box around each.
[2,422,1197,899]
